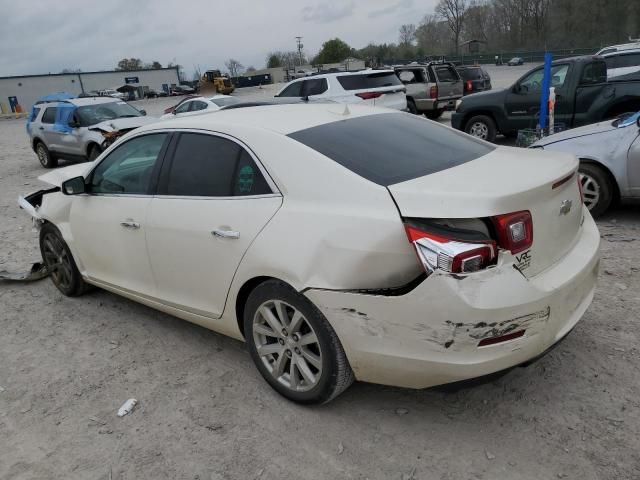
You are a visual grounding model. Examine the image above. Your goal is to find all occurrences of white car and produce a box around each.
[20,105,600,404]
[161,95,240,119]
[275,70,407,111]
[601,48,640,79]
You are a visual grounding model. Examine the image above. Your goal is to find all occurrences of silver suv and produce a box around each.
[27,97,156,168]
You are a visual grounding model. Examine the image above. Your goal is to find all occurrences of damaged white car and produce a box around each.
[20,104,600,404]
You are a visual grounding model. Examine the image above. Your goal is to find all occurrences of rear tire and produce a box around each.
[579,163,614,218]
[425,109,444,120]
[39,223,91,297]
[464,115,497,143]
[244,280,354,404]
[35,141,58,168]
[407,99,418,115]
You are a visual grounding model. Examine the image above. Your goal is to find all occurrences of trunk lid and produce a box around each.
[387,147,583,277]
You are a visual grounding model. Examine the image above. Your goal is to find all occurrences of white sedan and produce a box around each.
[20,104,600,404]
[161,95,240,119]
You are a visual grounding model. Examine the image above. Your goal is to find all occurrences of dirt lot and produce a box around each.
[1,71,640,479]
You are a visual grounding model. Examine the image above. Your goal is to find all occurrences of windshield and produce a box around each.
[76,102,142,126]
[210,97,240,107]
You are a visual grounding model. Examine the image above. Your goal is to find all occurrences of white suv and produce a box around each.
[601,48,640,79]
[275,70,407,110]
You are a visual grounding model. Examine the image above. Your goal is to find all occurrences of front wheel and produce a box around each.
[244,280,354,404]
[39,223,91,296]
[464,115,497,143]
[579,163,614,218]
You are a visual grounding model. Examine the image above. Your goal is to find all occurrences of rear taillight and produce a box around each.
[356,92,383,100]
[429,86,438,99]
[491,211,533,254]
[465,80,473,92]
[404,224,496,276]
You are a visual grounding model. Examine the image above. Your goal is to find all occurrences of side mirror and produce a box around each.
[139,109,147,116]
[61,176,86,195]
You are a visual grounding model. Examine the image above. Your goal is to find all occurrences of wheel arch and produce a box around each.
[234,276,282,339]
[32,136,44,152]
[579,158,621,204]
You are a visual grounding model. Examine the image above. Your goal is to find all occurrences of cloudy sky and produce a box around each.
[1,0,437,78]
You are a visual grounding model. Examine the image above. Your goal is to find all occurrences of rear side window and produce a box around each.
[617,53,640,68]
[396,69,425,84]
[302,78,328,96]
[288,113,494,186]
[41,107,57,124]
[165,133,271,197]
[190,100,208,111]
[337,72,402,90]
[580,62,607,84]
[29,107,41,122]
[434,66,459,82]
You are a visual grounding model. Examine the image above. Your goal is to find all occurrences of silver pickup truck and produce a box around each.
[394,62,463,119]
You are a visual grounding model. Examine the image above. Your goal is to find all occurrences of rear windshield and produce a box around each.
[337,72,402,91]
[288,113,494,186]
[458,68,484,80]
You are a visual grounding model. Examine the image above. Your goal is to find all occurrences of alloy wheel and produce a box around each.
[41,232,73,291]
[580,173,600,211]
[468,122,489,139]
[252,300,323,392]
[37,144,48,167]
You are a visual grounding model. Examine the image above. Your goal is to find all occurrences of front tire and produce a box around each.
[579,163,614,218]
[39,223,90,296]
[35,141,58,168]
[87,144,102,161]
[244,280,354,404]
[464,114,497,142]
[407,99,418,115]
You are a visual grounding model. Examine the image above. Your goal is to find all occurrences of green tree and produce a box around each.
[266,53,283,68]
[314,38,353,65]
[151,61,162,69]
[116,58,143,71]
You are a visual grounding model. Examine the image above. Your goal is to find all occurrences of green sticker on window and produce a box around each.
[238,165,254,193]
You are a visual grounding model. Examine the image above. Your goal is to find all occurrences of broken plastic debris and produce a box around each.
[0,262,49,282]
[117,398,138,417]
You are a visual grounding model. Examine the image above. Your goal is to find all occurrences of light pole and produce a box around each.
[296,36,304,67]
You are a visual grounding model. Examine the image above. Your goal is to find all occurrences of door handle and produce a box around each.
[39,127,44,130]
[120,220,140,229]
[212,229,240,239]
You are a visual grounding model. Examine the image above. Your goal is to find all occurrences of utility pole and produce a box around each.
[295,36,304,67]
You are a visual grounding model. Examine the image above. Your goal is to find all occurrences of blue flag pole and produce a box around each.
[538,52,553,131]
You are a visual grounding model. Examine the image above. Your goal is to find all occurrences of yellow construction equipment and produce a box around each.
[200,70,235,95]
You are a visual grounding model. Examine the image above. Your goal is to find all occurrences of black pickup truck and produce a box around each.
[452,56,640,142]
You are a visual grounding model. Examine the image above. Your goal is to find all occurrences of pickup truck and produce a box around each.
[452,56,640,142]
[394,62,463,119]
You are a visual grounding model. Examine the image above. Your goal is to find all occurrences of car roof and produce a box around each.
[141,103,388,135]
[292,69,393,80]
[597,42,640,54]
[34,97,125,107]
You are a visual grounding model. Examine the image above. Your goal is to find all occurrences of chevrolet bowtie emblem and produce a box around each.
[559,199,573,216]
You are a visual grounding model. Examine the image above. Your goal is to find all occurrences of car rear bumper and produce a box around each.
[305,212,600,389]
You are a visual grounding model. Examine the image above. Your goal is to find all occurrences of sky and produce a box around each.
[0,0,437,78]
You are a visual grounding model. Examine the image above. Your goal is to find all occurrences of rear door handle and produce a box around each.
[212,229,240,239]
[120,220,140,229]
[39,127,44,130]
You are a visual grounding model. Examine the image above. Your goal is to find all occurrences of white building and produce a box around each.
[0,67,180,113]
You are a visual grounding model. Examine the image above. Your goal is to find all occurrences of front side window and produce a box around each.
[89,134,167,194]
[190,101,209,111]
[41,107,57,124]
[520,64,569,92]
[278,81,304,97]
[165,133,271,197]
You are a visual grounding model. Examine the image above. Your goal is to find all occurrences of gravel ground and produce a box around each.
[1,64,639,480]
